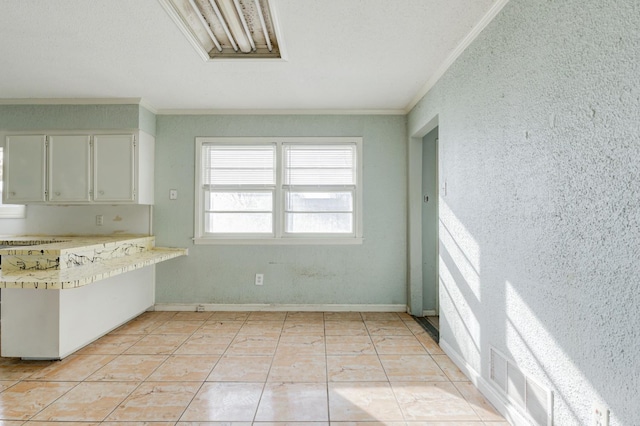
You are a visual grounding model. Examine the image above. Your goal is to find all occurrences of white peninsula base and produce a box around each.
[1,267,154,360]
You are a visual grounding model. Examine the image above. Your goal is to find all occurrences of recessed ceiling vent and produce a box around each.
[158,0,282,60]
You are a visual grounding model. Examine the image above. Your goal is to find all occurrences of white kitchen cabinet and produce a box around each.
[93,134,135,202]
[3,135,47,203]
[48,135,92,202]
[3,131,154,205]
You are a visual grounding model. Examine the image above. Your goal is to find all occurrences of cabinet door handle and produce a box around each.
[55,191,61,196]
[10,191,15,196]
[99,190,105,195]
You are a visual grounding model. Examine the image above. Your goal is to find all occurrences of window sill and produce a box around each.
[193,237,364,245]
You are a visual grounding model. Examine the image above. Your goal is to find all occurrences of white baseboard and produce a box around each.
[153,303,408,313]
[439,338,531,426]
[422,309,437,316]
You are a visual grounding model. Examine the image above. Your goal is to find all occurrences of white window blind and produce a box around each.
[202,144,275,235]
[283,144,356,186]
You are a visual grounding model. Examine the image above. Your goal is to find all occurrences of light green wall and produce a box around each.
[421,127,438,312]
[153,114,408,305]
[0,104,141,130]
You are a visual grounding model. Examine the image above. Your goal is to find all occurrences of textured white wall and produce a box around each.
[409,0,639,425]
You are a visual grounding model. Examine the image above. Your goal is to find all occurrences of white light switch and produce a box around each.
[169,189,178,200]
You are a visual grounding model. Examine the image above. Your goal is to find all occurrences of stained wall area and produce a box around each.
[153,114,408,306]
[408,0,640,424]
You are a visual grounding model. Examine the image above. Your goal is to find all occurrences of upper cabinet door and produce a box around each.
[4,135,47,203]
[48,135,91,202]
[93,134,135,202]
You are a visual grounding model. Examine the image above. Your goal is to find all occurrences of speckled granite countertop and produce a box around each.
[0,235,187,289]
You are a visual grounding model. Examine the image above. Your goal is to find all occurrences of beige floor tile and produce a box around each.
[255,382,328,422]
[285,312,325,322]
[207,355,273,382]
[328,382,403,421]
[110,318,164,335]
[197,321,245,336]
[403,422,485,425]
[147,355,219,381]
[379,355,448,382]
[102,422,176,426]
[106,382,200,422]
[324,322,368,336]
[226,336,280,356]
[323,312,363,321]
[137,311,177,322]
[30,355,115,381]
[76,335,142,355]
[180,382,263,422]
[365,321,412,336]
[327,355,387,382]
[325,336,375,355]
[254,423,328,426]
[404,321,428,335]
[247,312,287,321]
[31,382,137,421]
[0,382,17,393]
[0,381,76,420]
[276,335,325,355]
[431,355,468,382]
[414,333,444,355]
[25,422,99,426]
[210,311,251,321]
[0,360,52,381]
[176,422,251,426]
[453,382,504,421]
[172,312,214,321]
[151,321,205,335]
[124,334,189,355]
[397,312,414,321]
[329,423,405,426]
[237,322,284,336]
[426,316,439,329]
[178,423,251,426]
[371,336,427,355]
[360,313,402,322]
[175,334,234,355]
[391,382,480,421]
[87,355,167,382]
[268,355,326,382]
[282,323,325,335]
[0,421,27,426]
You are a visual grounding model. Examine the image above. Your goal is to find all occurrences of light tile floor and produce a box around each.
[0,311,509,425]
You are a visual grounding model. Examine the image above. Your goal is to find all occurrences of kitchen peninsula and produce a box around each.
[0,235,187,359]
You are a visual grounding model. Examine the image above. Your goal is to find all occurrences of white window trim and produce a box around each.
[194,137,363,245]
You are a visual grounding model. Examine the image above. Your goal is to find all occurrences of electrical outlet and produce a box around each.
[196,304,205,312]
[169,189,178,200]
[255,273,264,286]
[96,215,103,226]
[592,403,609,426]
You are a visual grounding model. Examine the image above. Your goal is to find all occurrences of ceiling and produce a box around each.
[0,0,502,112]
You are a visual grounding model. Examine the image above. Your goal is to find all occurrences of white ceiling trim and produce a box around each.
[0,98,145,106]
[404,0,511,112]
[155,108,406,115]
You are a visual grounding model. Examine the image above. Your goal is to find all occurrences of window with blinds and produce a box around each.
[195,137,363,243]
[283,144,356,234]
[202,144,275,234]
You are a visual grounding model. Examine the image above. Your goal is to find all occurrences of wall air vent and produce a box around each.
[157,0,283,60]
[490,346,554,426]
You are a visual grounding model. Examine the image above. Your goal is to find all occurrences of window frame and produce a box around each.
[194,137,363,245]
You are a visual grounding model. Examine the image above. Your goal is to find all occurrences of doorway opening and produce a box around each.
[422,127,439,325]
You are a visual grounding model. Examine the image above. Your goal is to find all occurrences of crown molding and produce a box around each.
[155,108,406,116]
[0,98,145,106]
[404,0,511,113]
